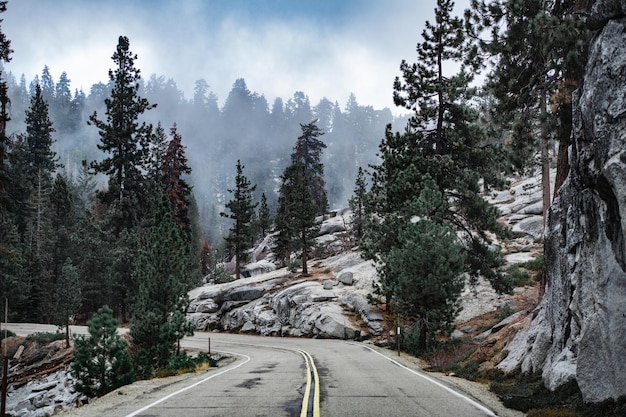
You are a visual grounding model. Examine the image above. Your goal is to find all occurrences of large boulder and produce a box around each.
[499,8,626,403]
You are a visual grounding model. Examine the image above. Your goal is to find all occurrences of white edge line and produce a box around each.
[124,350,251,417]
[356,344,497,417]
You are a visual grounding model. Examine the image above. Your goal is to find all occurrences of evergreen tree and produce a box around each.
[40,65,55,105]
[257,192,271,239]
[147,121,168,185]
[365,0,510,314]
[89,35,155,232]
[276,161,318,274]
[52,258,81,348]
[348,166,367,242]
[221,160,257,280]
[53,71,73,134]
[23,83,59,321]
[71,305,134,398]
[24,83,58,186]
[72,160,97,217]
[130,198,193,376]
[468,0,590,217]
[49,174,75,286]
[162,123,192,232]
[0,1,12,209]
[290,120,328,215]
[386,176,466,351]
[0,214,28,320]
[72,213,115,317]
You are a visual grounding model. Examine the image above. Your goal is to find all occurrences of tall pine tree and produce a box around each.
[130,198,193,376]
[365,0,510,316]
[290,120,328,215]
[221,160,257,280]
[89,35,155,232]
[276,161,318,274]
[468,0,590,218]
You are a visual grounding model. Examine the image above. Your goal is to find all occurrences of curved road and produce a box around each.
[6,324,496,416]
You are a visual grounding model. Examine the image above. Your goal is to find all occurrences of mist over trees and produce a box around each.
[3,68,407,242]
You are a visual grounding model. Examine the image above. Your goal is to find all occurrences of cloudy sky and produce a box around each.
[3,0,470,112]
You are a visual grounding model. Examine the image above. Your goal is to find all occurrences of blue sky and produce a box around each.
[3,0,470,112]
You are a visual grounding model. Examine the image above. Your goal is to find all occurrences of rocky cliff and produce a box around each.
[498,2,626,403]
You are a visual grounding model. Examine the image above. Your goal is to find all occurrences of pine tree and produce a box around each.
[40,65,55,105]
[365,0,510,315]
[221,160,257,280]
[130,198,193,376]
[468,0,590,217]
[71,305,134,398]
[24,83,58,186]
[257,192,271,239]
[386,175,466,351]
[276,161,318,274]
[52,258,82,348]
[348,167,367,241]
[89,35,155,232]
[23,82,59,321]
[0,1,12,209]
[290,120,328,215]
[162,124,192,232]
[0,3,15,313]
[49,174,75,286]
[72,213,115,317]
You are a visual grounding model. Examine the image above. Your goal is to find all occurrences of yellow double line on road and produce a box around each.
[297,349,320,417]
[213,339,321,417]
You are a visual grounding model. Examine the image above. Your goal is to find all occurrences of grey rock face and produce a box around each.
[499,13,626,403]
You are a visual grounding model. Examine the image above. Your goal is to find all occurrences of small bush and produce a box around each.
[313,243,330,259]
[506,265,532,287]
[26,332,65,344]
[210,265,235,284]
[158,352,218,378]
[287,258,302,273]
[490,374,583,413]
[0,329,16,340]
[582,395,626,417]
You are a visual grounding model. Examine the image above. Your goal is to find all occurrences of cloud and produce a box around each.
[2,0,470,112]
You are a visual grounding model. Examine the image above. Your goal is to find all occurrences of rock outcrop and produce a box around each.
[499,5,626,403]
[188,249,384,339]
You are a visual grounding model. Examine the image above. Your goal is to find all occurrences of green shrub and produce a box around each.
[287,258,302,273]
[0,329,16,340]
[506,265,532,287]
[26,331,65,344]
[582,395,626,417]
[490,374,582,413]
[71,306,135,397]
[210,264,235,284]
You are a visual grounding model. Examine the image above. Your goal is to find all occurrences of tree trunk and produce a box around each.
[541,90,551,227]
[553,138,570,199]
[235,252,240,280]
[301,235,308,275]
[419,320,428,352]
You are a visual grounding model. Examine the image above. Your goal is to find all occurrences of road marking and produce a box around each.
[297,349,321,417]
[213,339,321,417]
[356,344,497,417]
[124,350,251,417]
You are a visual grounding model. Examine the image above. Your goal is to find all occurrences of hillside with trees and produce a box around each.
[4,1,621,415]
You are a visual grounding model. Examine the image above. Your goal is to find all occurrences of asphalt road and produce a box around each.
[6,324,497,417]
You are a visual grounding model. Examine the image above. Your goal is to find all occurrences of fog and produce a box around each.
[1,0,477,240]
[3,0,470,111]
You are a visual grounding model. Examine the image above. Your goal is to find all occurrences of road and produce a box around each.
[6,324,498,416]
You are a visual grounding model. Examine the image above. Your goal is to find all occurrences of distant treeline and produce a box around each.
[4,69,408,241]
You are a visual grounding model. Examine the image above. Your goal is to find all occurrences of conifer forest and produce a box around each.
[0,0,590,380]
